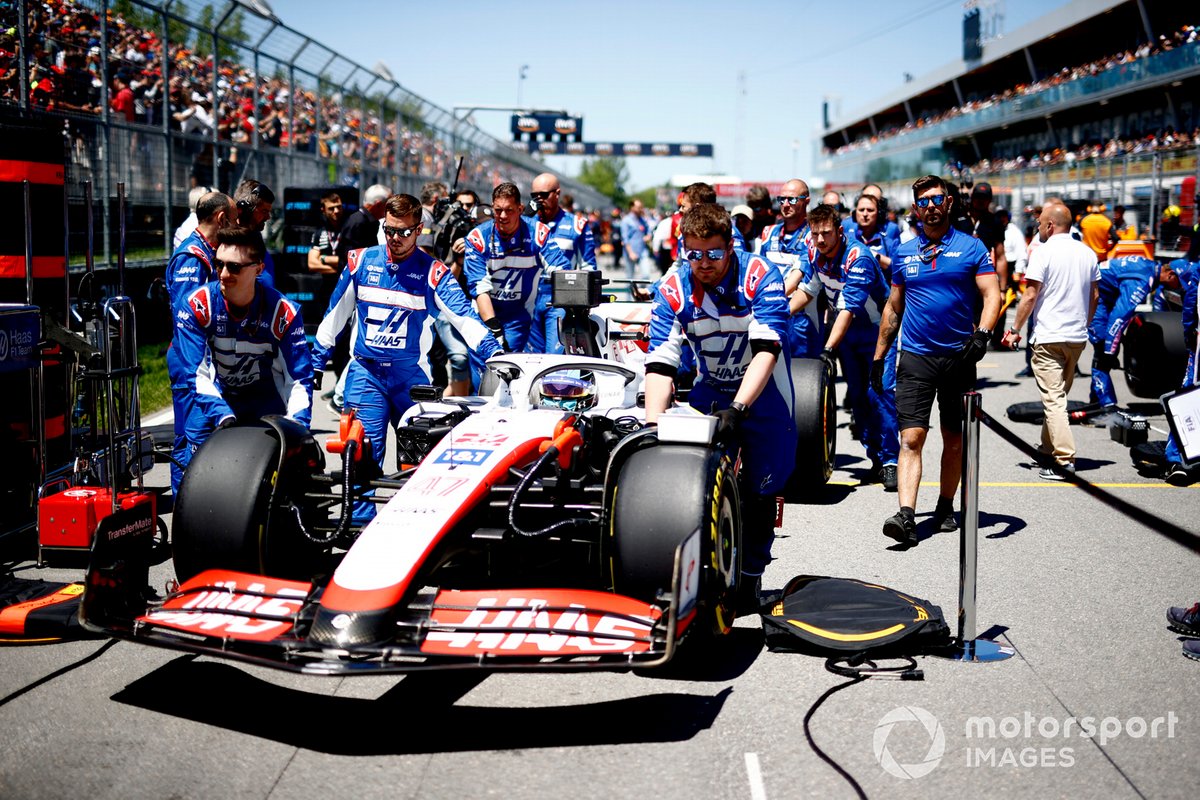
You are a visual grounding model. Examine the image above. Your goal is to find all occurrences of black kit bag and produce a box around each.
[761,576,951,657]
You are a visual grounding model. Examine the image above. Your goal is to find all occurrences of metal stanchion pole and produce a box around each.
[935,391,1014,663]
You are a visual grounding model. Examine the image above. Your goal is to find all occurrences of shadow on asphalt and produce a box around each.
[976,377,1021,389]
[113,656,732,753]
[787,483,857,506]
[634,626,763,682]
[980,510,1029,539]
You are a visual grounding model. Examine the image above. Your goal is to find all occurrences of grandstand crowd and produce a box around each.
[828,23,1199,159]
[1,0,515,188]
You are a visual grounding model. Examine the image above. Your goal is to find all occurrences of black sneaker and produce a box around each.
[880,465,898,492]
[1014,366,1033,378]
[1185,640,1200,662]
[882,511,917,545]
[1165,464,1195,487]
[1168,603,1200,637]
[932,500,957,533]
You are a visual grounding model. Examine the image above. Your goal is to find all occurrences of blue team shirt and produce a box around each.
[313,244,501,373]
[173,280,313,427]
[1171,258,1200,338]
[892,226,995,356]
[463,217,571,320]
[843,216,900,259]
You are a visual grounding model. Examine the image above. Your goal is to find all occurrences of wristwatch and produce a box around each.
[977,327,991,337]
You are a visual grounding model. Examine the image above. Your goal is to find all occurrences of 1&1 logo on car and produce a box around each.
[435,448,492,467]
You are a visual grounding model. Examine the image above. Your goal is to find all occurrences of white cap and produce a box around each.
[730,204,754,220]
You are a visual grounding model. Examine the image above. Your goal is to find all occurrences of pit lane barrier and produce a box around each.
[938,391,1200,664]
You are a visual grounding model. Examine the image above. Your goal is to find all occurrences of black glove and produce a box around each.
[1094,350,1120,371]
[819,348,838,380]
[484,317,507,351]
[870,359,885,395]
[959,329,990,365]
[713,402,747,444]
[215,415,237,430]
[314,370,324,391]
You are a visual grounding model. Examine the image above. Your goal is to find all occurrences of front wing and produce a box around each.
[80,530,703,675]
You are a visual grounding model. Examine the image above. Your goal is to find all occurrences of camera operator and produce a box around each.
[418,181,450,256]
[528,172,597,354]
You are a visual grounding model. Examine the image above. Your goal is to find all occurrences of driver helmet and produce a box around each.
[538,369,597,412]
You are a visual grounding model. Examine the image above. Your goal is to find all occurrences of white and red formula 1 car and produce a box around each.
[81,272,833,674]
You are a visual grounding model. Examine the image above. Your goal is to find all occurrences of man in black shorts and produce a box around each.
[872,175,1002,545]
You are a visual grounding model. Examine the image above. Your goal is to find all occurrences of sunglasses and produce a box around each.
[215,258,261,274]
[382,224,421,239]
[530,191,556,201]
[684,247,727,263]
[915,194,948,209]
[775,195,809,206]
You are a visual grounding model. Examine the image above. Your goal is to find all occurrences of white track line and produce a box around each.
[745,752,768,800]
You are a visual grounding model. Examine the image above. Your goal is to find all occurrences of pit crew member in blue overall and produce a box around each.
[312,193,503,520]
[165,190,234,492]
[464,182,571,354]
[845,192,896,281]
[758,179,821,360]
[644,202,796,612]
[873,175,1000,546]
[1088,252,1180,423]
[806,203,898,490]
[171,227,313,494]
[1163,239,1199,485]
[842,183,901,270]
[528,172,597,354]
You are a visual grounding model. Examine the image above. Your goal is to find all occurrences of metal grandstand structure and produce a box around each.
[4,0,607,268]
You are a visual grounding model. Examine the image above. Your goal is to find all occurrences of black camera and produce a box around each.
[430,198,475,262]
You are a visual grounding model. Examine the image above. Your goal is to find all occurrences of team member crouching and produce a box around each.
[172,227,313,494]
[644,203,797,611]
[311,193,503,520]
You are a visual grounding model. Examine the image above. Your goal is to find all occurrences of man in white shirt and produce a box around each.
[173,185,210,250]
[1002,203,1099,480]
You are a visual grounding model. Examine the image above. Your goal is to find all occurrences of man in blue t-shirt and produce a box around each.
[872,175,1001,545]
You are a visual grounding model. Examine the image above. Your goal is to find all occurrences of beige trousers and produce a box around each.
[1032,341,1087,465]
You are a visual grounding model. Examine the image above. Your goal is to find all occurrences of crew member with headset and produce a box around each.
[171,227,313,494]
[528,172,597,354]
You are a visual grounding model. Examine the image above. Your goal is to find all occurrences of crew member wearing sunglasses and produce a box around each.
[872,175,1002,546]
[527,172,597,354]
[758,178,821,360]
[644,202,796,614]
[171,226,314,495]
[311,193,504,522]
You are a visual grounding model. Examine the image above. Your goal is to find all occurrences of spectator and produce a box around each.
[873,175,1001,546]
[110,72,135,122]
[1002,203,1099,480]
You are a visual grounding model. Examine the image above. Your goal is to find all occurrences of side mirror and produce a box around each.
[409,384,444,402]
